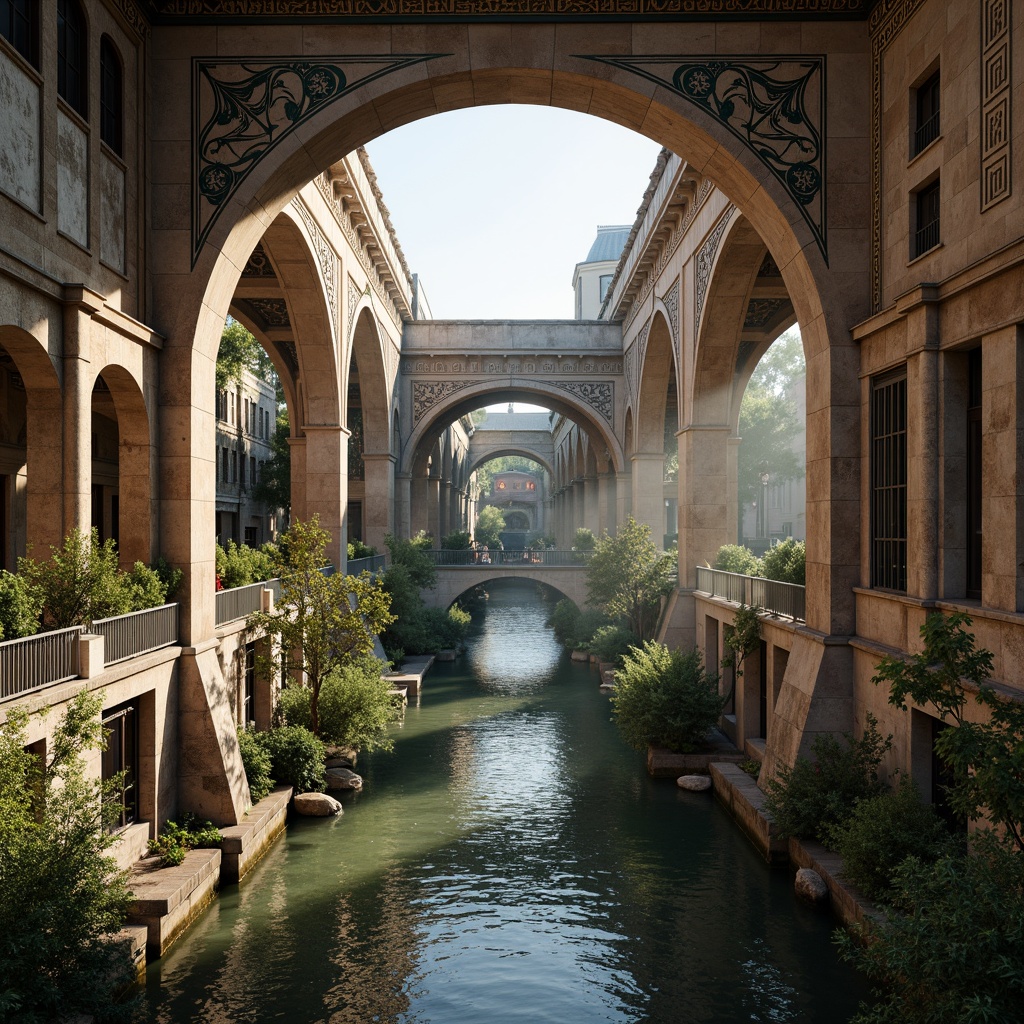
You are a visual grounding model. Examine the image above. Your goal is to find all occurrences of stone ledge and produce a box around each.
[709,762,788,863]
[218,785,292,883]
[647,732,745,778]
[788,839,885,932]
[385,654,434,696]
[127,848,221,958]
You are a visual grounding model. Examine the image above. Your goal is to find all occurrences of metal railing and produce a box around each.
[695,567,805,622]
[216,580,279,626]
[92,604,179,666]
[423,549,591,567]
[0,625,84,699]
[347,554,386,575]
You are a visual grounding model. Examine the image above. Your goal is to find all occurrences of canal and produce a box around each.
[143,581,867,1022]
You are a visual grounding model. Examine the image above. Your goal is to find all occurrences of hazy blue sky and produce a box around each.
[365,106,662,321]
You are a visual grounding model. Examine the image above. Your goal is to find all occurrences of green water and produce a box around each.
[143,581,867,1023]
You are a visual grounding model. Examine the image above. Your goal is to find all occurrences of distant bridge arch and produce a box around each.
[424,564,592,611]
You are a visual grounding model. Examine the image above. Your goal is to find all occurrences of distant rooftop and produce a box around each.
[584,225,631,264]
[475,412,552,432]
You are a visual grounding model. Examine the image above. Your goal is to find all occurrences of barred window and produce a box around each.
[1,0,38,66]
[57,0,87,118]
[871,370,908,591]
[99,36,122,154]
[914,179,940,258]
[913,70,940,156]
[966,348,982,598]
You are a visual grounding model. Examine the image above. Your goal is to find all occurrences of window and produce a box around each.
[966,348,982,599]
[99,36,122,154]
[1,0,38,66]
[913,70,940,156]
[222,447,229,481]
[250,456,257,486]
[871,370,908,591]
[599,274,613,302]
[102,700,138,830]
[242,642,257,725]
[913,179,940,257]
[57,0,87,119]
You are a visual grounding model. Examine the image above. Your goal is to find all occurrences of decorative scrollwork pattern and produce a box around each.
[694,207,734,336]
[580,55,827,262]
[193,54,446,263]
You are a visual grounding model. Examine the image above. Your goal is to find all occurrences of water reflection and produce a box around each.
[144,581,865,1023]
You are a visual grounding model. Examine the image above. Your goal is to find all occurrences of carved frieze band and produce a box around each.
[869,0,928,311]
[694,207,734,336]
[660,280,680,344]
[581,55,826,262]
[158,0,872,19]
[292,198,339,337]
[192,54,446,264]
[981,0,1012,211]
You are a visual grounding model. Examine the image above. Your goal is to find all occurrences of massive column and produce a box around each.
[62,296,98,542]
[362,452,395,553]
[597,471,615,536]
[395,472,412,539]
[631,453,664,541]
[678,426,732,586]
[302,424,349,570]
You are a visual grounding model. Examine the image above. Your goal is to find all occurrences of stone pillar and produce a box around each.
[678,426,731,588]
[597,472,615,537]
[62,298,97,543]
[426,474,441,541]
[362,452,395,553]
[449,484,462,534]
[287,435,307,530]
[908,344,940,599]
[302,424,349,570]
[982,324,1024,611]
[725,435,741,545]
[631,452,665,542]
[411,472,430,536]
[583,474,600,535]
[24,375,64,555]
[615,472,632,529]
[395,472,412,539]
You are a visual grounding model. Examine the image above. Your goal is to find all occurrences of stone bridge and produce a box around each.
[424,564,591,610]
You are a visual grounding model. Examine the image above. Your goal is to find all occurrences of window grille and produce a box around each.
[914,180,940,257]
[1,0,38,66]
[871,370,908,591]
[99,36,122,154]
[102,701,138,830]
[913,71,940,156]
[57,0,87,118]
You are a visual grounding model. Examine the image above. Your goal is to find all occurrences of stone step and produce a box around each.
[218,786,293,883]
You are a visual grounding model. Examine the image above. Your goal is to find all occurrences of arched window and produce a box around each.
[99,36,122,154]
[1,0,39,67]
[57,0,87,119]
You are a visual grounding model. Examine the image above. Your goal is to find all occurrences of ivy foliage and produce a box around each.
[872,611,1024,851]
[0,692,140,1023]
[610,640,726,753]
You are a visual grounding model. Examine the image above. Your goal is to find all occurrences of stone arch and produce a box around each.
[0,325,62,562]
[155,45,866,643]
[348,307,390,453]
[468,449,552,479]
[91,364,155,567]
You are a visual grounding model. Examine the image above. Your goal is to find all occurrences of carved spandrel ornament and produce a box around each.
[193,54,446,264]
[292,198,339,337]
[694,207,734,336]
[581,55,827,263]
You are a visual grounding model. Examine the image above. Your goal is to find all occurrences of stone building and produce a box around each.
[0,0,1021,850]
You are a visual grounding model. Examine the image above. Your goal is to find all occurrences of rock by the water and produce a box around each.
[570,650,589,662]
[676,774,712,792]
[293,792,343,816]
[598,681,616,691]
[325,767,363,791]
[794,868,829,905]
[435,648,456,662]
[325,755,354,770]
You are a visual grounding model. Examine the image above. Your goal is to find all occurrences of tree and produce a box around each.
[216,318,277,392]
[0,691,139,1023]
[737,328,805,515]
[872,611,1024,851]
[585,516,675,641]
[252,408,292,516]
[475,505,506,548]
[247,516,394,736]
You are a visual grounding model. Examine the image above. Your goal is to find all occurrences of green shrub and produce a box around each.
[568,608,612,652]
[257,725,325,794]
[440,530,472,550]
[762,714,892,841]
[589,624,640,667]
[151,557,184,600]
[713,544,762,576]
[147,813,222,868]
[824,776,951,901]
[0,570,40,640]
[237,727,274,803]
[275,685,313,731]
[124,561,173,612]
[384,534,437,589]
[317,656,400,753]
[216,540,278,589]
[611,641,727,753]
[547,599,580,646]
[572,527,596,551]
[347,539,377,560]
[760,538,805,585]
[837,832,1024,1024]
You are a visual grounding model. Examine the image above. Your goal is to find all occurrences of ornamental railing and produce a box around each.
[347,554,386,575]
[423,549,591,567]
[92,604,179,666]
[694,567,805,622]
[0,625,84,699]
[216,580,278,626]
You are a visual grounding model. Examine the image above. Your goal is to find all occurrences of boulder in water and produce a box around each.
[294,792,343,816]
[325,767,363,791]
[676,774,712,792]
[794,868,829,905]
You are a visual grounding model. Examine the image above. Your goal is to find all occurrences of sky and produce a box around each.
[364,106,663,321]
